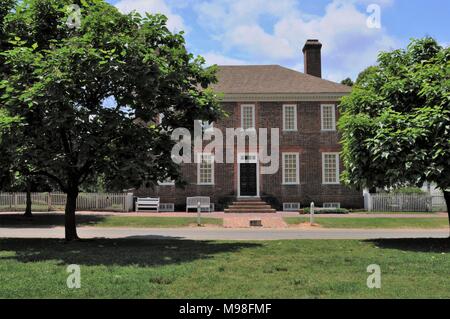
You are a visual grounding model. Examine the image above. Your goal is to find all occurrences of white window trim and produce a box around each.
[241,104,256,131]
[159,203,175,212]
[321,104,336,131]
[283,104,298,132]
[282,152,300,185]
[197,153,215,186]
[283,202,301,211]
[323,202,341,209]
[322,152,340,185]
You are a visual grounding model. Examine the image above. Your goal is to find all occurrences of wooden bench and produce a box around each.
[186,197,211,213]
[135,197,160,212]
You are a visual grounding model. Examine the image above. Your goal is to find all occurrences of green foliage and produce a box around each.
[390,187,425,194]
[339,38,450,193]
[354,66,378,86]
[261,193,282,211]
[302,208,349,214]
[340,77,354,87]
[0,0,222,195]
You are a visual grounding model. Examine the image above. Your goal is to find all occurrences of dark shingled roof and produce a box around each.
[211,65,351,94]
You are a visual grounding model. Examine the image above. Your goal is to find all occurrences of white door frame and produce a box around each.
[237,153,260,198]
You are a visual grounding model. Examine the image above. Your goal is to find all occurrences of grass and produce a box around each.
[94,216,223,228]
[285,217,449,229]
[0,238,449,298]
[0,214,223,228]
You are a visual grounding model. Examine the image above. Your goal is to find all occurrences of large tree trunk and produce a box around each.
[65,190,79,241]
[443,190,450,238]
[24,184,32,218]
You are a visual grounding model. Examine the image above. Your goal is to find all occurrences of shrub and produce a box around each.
[301,208,349,214]
[261,194,282,211]
[391,187,426,194]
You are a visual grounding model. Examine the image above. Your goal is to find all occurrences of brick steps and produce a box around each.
[225,198,276,214]
[224,209,276,214]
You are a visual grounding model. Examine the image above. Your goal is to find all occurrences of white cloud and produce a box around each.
[224,25,295,60]
[115,0,186,33]
[201,52,247,66]
[194,0,399,81]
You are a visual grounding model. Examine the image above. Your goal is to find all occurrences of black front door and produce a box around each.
[240,163,257,196]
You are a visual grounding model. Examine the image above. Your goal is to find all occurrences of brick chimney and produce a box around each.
[302,39,322,78]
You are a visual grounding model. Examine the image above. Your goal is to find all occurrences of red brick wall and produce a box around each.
[137,101,364,209]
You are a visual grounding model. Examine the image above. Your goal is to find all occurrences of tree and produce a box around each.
[1,0,222,241]
[354,66,378,85]
[338,37,450,229]
[340,77,354,87]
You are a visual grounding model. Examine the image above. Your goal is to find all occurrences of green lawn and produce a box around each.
[95,216,223,228]
[285,217,449,229]
[0,214,223,228]
[0,238,449,298]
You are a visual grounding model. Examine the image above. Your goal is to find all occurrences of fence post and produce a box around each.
[126,193,134,212]
[13,193,17,211]
[197,201,202,226]
[310,202,315,225]
[47,192,52,211]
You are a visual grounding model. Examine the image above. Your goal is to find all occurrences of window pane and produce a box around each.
[323,154,339,184]
[199,154,213,184]
[322,105,335,130]
[284,105,296,131]
[242,106,254,129]
[283,154,298,184]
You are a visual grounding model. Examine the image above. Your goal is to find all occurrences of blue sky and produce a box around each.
[108,0,450,82]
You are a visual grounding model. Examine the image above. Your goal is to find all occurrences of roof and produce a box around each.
[210,65,351,95]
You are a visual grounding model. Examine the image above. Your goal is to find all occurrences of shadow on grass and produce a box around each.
[0,214,107,228]
[367,238,450,253]
[0,238,261,267]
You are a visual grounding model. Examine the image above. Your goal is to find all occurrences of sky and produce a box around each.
[107,0,450,82]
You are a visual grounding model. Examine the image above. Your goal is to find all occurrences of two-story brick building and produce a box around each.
[137,40,364,212]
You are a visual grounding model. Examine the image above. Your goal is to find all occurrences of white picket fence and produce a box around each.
[0,192,134,212]
[365,193,447,212]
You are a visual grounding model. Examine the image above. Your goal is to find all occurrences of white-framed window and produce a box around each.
[283,203,301,211]
[241,104,255,130]
[197,153,214,185]
[283,104,297,131]
[282,153,300,185]
[323,202,341,209]
[322,153,340,184]
[321,104,336,131]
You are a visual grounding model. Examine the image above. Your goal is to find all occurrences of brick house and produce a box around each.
[137,40,364,212]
